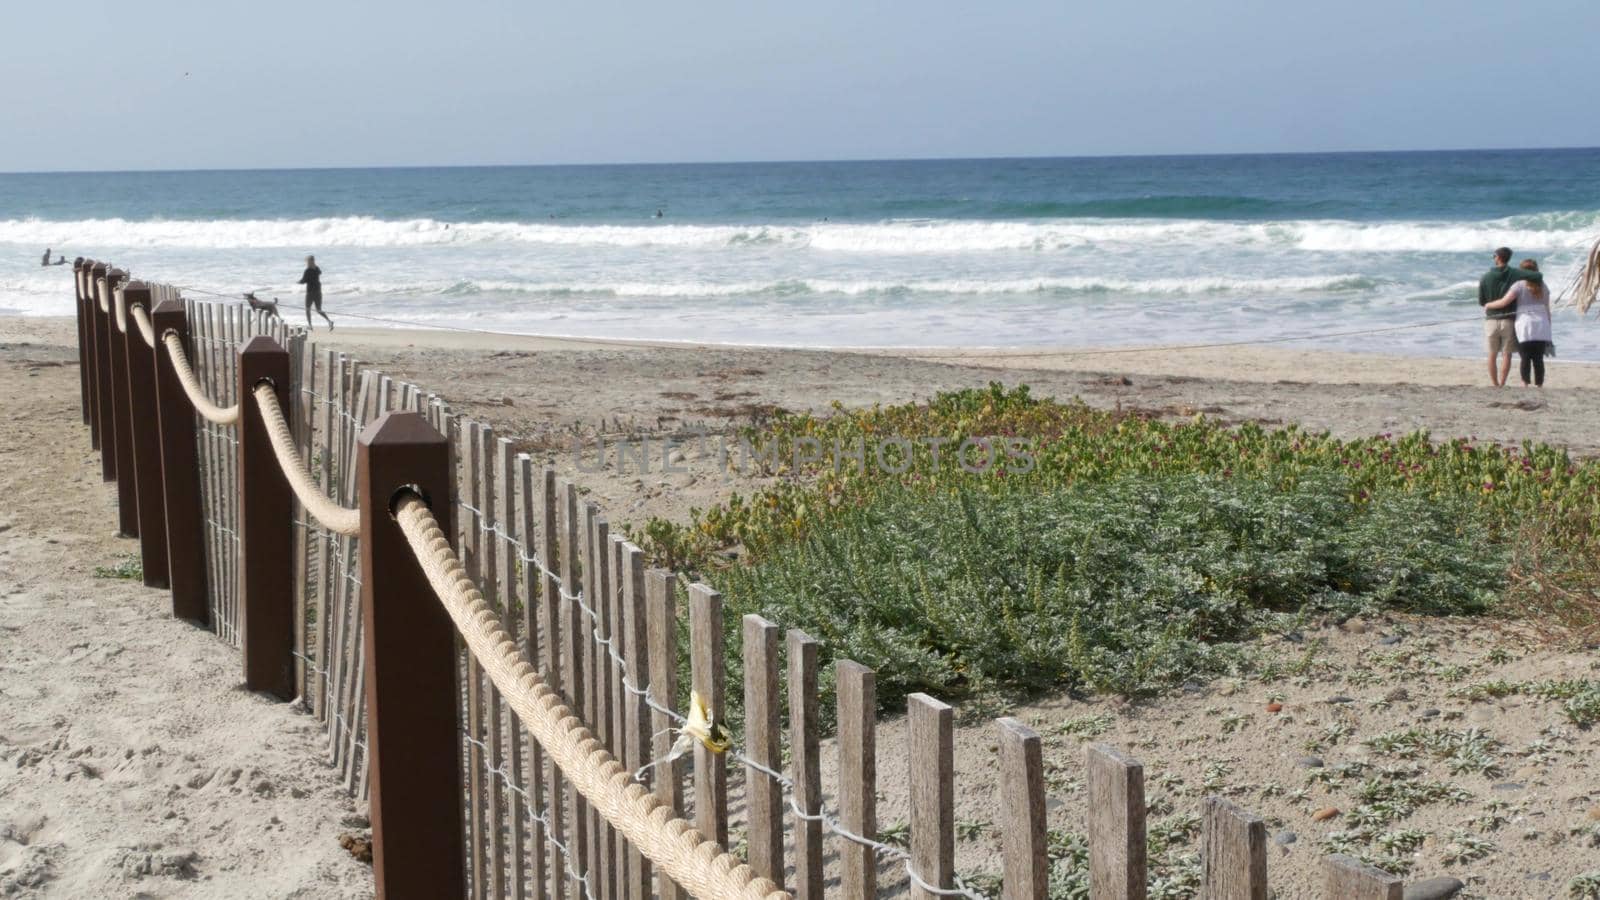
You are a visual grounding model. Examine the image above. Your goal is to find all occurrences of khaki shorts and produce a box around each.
[1484,318,1517,355]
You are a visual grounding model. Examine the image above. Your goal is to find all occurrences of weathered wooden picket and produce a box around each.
[68,259,1411,899]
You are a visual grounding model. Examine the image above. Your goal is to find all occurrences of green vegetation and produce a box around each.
[1041,822,1200,899]
[630,383,1600,713]
[93,553,143,580]
[714,473,1500,706]
[1450,679,1600,728]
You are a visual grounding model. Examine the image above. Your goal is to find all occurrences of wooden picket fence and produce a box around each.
[67,258,1413,900]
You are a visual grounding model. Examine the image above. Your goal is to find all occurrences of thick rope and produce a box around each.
[252,383,360,536]
[161,331,241,426]
[392,496,788,900]
[129,304,156,348]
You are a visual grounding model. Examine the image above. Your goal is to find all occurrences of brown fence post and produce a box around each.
[1323,854,1402,900]
[646,569,681,900]
[1201,796,1268,900]
[107,268,140,536]
[120,283,170,588]
[82,260,105,452]
[357,411,465,899]
[997,717,1046,900]
[742,614,783,889]
[1087,744,1147,900]
[908,693,955,900]
[151,299,210,624]
[688,582,729,847]
[837,659,877,900]
[788,628,823,900]
[621,543,652,900]
[237,335,295,698]
[73,259,91,427]
[91,262,116,483]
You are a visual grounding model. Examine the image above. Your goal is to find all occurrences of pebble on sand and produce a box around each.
[1402,876,1465,900]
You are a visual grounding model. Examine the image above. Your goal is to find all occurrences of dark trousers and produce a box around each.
[1519,340,1550,386]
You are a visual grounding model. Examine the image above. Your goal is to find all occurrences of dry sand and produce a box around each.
[0,320,369,898]
[4,314,1598,898]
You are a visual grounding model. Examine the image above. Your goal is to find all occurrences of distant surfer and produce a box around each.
[41,248,51,267]
[53,255,66,265]
[300,255,333,331]
[655,209,664,218]
[244,291,282,321]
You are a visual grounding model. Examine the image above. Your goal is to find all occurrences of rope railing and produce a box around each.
[252,383,361,536]
[391,493,788,900]
[161,330,241,426]
[454,496,990,897]
[129,303,156,348]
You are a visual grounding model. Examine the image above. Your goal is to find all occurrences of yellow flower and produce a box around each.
[669,689,732,759]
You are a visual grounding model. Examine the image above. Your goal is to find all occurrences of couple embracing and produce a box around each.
[1479,246,1554,388]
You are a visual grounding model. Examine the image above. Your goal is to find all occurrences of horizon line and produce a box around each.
[4,143,1600,177]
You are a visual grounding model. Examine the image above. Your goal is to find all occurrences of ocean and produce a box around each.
[3,149,1599,358]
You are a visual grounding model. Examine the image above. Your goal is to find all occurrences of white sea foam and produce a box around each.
[324,274,1383,298]
[2,209,1596,253]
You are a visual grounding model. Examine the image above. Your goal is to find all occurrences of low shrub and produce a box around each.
[710,472,1503,708]
[637,383,1599,576]
[624,383,1598,717]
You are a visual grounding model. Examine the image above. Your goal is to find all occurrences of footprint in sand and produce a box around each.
[183,767,219,791]
[61,642,125,664]
[0,815,58,894]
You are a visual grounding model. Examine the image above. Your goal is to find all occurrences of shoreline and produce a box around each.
[9,309,1600,380]
[301,322,1592,387]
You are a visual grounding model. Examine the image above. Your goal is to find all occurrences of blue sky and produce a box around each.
[4,0,1598,171]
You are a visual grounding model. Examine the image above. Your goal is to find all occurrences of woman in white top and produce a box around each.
[1484,258,1554,387]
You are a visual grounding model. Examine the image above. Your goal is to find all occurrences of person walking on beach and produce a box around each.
[299,255,333,331]
[1478,246,1541,387]
[1483,259,1554,387]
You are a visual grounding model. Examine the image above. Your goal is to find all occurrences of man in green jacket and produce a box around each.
[1479,246,1543,387]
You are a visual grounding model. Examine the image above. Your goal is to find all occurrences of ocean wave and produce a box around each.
[0,216,788,250]
[985,194,1293,218]
[329,274,1382,298]
[1,209,1596,254]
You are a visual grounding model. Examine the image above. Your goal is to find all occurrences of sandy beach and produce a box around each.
[4,313,1599,898]
[302,322,1600,535]
[0,318,370,897]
